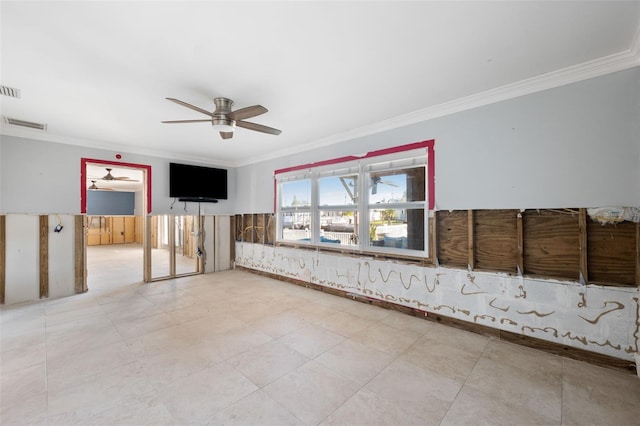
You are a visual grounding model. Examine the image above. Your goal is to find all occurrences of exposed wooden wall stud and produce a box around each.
[143,215,152,283]
[74,215,87,293]
[467,210,474,270]
[39,215,49,298]
[516,212,524,275]
[229,215,236,261]
[632,223,640,287]
[429,213,437,263]
[578,208,588,284]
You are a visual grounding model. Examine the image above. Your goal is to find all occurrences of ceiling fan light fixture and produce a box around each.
[212,118,235,133]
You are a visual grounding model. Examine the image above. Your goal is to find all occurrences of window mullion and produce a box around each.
[358,164,368,249]
[311,171,319,244]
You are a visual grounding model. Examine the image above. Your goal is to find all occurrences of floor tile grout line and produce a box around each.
[436,336,493,426]
[7,253,640,424]
[312,326,415,425]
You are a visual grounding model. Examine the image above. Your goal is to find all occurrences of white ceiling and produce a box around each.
[86,164,144,192]
[1,1,639,167]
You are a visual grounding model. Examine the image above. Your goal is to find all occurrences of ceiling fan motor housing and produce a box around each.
[213,98,236,131]
[213,97,233,114]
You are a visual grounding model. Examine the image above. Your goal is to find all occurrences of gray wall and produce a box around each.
[1,67,638,215]
[0,137,236,215]
[236,67,640,213]
[86,191,135,215]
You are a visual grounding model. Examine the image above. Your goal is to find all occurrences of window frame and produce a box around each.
[274,140,435,257]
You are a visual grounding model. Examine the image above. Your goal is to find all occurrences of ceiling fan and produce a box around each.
[88,180,113,191]
[162,97,281,140]
[97,168,139,182]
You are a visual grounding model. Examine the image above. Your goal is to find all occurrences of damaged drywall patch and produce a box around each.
[587,207,640,225]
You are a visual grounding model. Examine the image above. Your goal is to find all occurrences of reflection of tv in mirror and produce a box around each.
[169,162,227,202]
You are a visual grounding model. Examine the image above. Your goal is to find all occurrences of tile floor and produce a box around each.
[1,246,640,425]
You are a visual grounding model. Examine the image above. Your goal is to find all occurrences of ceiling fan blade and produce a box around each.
[88,180,114,191]
[113,177,139,182]
[236,120,282,135]
[166,98,214,118]
[228,105,267,121]
[220,131,234,140]
[162,119,212,124]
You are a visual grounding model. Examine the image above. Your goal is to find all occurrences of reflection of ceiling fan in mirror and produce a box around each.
[96,168,139,182]
[162,97,282,140]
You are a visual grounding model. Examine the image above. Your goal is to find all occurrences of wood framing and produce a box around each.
[578,208,588,283]
[258,207,639,288]
[143,215,152,282]
[436,210,468,268]
[243,214,255,243]
[587,219,636,286]
[229,216,236,262]
[39,215,49,299]
[523,209,580,281]
[429,214,436,263]
[516,212,524,274]
[266,214,276,245]
[637,223,640,286]
[235,214,243,241]
[74,215,87,293]
[474,209,518,273]
[197,215,204,273]
[467,210,474,270]
[169,215,176,277]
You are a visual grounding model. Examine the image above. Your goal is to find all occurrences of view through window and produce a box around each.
[275,141,434,256]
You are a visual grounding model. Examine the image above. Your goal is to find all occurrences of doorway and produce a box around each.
[81,158,150,292]
[149,214,202,280]
[86,215,144,290]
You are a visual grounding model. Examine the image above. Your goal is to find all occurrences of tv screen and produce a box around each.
[169,162,228,201]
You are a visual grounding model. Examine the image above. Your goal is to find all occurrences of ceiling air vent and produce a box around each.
[3,117,47,131]
[0,85,20,98]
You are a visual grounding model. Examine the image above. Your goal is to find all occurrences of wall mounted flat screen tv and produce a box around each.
[169,162,228,202]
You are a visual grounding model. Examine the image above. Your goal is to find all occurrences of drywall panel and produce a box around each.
[214,215,231,271]
[201,215,231,273]
[236,67,640,213]
[5,214,39,303]
[48,214,75,298]
[0,136,237,215]
[236,241,640,361]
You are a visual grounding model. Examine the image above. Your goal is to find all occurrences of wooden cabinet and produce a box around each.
[86,216,137,245]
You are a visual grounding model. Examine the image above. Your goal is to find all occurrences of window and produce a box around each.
[274,141,434,256]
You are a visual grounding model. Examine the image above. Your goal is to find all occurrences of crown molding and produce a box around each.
[3,33,639,169]
[239,39,640,167]
[0,126,238,168]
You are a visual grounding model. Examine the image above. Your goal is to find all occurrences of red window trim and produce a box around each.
[273,140,435,212]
